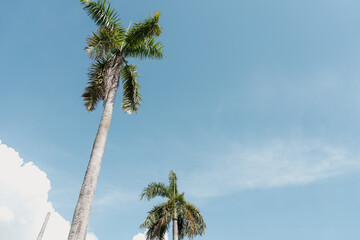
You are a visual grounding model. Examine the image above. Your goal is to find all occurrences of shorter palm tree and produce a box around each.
[140,171,206,240]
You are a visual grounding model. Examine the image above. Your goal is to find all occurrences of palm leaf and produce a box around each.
[140,182,170,200]
[124,11,162,50]
[80,0,123,30]
[120,64,141,114]
[168,170,178,197]
[124,37,164,60]
[184,202,206,238]
[141,203,171,240]
[82,56,112,111]
[85,27,124,59]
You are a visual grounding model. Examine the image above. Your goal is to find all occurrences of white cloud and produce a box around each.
[184,138,360,197]
[86,232,99,240]
[0,206,15,223]
[133,231,168,240]
[0,140,98,240]
[133,232,146,240]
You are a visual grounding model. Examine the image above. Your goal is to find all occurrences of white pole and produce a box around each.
[37,212,51,240]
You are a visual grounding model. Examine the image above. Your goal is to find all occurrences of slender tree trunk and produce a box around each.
[37,212,51,240]
[68,54,123,240]
[173,219,179,240]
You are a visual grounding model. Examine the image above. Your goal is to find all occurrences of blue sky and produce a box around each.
[1,0,360,239]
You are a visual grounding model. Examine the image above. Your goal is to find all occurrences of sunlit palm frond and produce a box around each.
[82,56,112,111]
[184,202,206,238]
[80,0,123,31]
[124,11,162,49]
[174,201,206,239]
[140,182,170,201]
[124,37,164,60]
[120,64,141,114]
[85,27,123,59]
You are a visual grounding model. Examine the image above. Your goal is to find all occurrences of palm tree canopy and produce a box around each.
[80,0,164,113]
[140,171,206,240]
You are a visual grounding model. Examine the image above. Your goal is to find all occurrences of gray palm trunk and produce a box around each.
[173,219,179,240]
[68,54,123,240]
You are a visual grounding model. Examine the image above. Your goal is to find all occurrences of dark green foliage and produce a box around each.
[124,11,162,50]
[120,64,141,113]
[141,203,172,240]
[80,0,122,30]
[86,27,123,59]
[124,37,164,60]
[82,56,111,111]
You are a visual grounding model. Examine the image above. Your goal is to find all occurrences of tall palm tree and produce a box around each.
[68,1,164,239]
[140,171,206,240]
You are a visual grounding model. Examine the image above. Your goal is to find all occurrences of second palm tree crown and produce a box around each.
[141,171,206,240]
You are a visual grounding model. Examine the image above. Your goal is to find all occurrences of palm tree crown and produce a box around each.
[141,171,206,240]
[80,0,164,113]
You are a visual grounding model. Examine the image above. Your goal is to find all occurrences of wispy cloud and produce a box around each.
[183,138,360,197]
[94,187,138,207]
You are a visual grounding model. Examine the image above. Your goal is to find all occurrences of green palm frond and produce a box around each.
[168,170,178,197]
[140,182,169,200]
[169,170,177,182]
[82,56,111,111]
[176,202,206,239]
[141,204,164,228]
[141,203,172,240]
[85,27,123,59]
[80,0,123,30]
[175,193,185,206]
[124,11,162,49]
[146,219,169,240]
[120,64,141,114]
[124,37,164,60]
[184,202,206,238]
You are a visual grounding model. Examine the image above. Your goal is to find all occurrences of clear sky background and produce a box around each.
[1,0,360,239]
